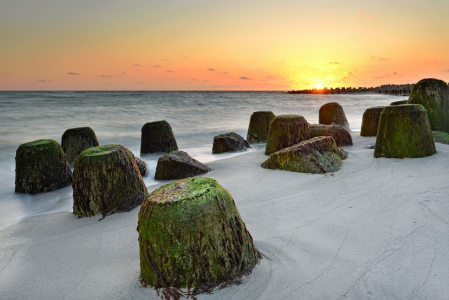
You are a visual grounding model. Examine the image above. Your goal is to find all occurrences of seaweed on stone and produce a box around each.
[247,111,275,143]
[262,136,343,174]
[309,124,353,146]
[141,121,178,153]
[137,177,261,298]
[319,102,351,132]
[73,144,147,218]
[15,139,73,194]
[360,106,385,137]
[265,115,310,155]
[155,150,212,180]
[61,126,99,165]
[408,78,449,131]
[212,132,251,154]
[374,104,436,158]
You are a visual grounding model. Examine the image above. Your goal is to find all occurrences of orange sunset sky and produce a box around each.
[1,0,448,91]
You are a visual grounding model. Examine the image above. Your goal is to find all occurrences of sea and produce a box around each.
[0,91,405,230]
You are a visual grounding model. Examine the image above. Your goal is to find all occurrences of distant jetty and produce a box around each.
[287,83,415,96]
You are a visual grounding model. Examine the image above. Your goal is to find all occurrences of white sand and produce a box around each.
[1,134,449,299]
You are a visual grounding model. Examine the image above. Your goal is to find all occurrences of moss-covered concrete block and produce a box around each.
[360,106,385,137]
[390,100,408,106]
[433,131,449,145]
[408,78,449,131]
[262,136,343,173]
[137,177,260,293]
[73,144,147,218]
[61,127,99,165]
[15,139,73,194]
[141,121,178,153]
[374,105,436,158]
[265,115,310,155]
[319,102,351,132]
[135,157,147,177]
[247,111,275,143]
[212,132,251,154]
[309,124,353,146]
[155,150,212,180]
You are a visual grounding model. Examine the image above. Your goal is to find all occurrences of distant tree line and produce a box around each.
[287,83,415,96]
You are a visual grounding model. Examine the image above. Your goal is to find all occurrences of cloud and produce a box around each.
[68,72,79,75]
[239,76,252,80]
[265,76,276,80]
[122,72,126,75]
[99,75,114,78]
[153,65,162,68]
[359,11,366,15]
[134,81,144,84]
[442,69,449,72]
[374,74,391,79]
[133,64,143,67]
[223,71,228,74]
[349,15,356,19]
[161,59,170,62]
[329,62,339,64]
[369,14,375,19]
[371,56,390,61]
[393,72,398,75]
[166,70,173,73]
[38,79,50,82]
[207,68,215,71]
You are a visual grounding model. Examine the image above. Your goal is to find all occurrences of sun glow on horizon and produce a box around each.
[316,83,323,89]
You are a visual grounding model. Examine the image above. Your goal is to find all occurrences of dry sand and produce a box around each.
[1,134,449,299]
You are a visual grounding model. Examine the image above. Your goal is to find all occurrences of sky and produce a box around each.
[1,0,448,91]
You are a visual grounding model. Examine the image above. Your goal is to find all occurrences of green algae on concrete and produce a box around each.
[374,104,436,158]
[247,111,275,143]
[155,150,212,180]
[408,78,449,131]
[137,177,260,294]
[390,100,408,106]
[262,136,343,174]
[319,102,351,132]
[433,131,449,145]
[360,106,385,137]
[212,132,251,154]
[265,114,310,155]
[141,120,178,153]
[73,144,147,218]
[15,139,73,194]
[61,127,99,165]
[309,124,353,146]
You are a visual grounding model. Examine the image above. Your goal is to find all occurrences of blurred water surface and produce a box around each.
[0,91,404,230]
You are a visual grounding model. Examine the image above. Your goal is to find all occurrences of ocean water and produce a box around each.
[0,91,405,230]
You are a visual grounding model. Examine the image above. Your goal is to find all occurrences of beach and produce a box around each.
[1,133,449,299]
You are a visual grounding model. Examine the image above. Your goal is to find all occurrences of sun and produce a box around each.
[316,83,323,89]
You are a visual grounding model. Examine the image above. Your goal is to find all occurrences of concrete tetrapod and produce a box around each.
[61,127,99,165]
[374,105,436,158]
[309,124,353,146]
[265,115,310,155]
[73,144,147,218]
[360,106,385,136]
[408,78,449,131]
[246,111,275,143]
[262,136,345,174]
[137,177,260,296]
[319,102,351,132]
[141,120,178,153]
[15,139,73,194]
